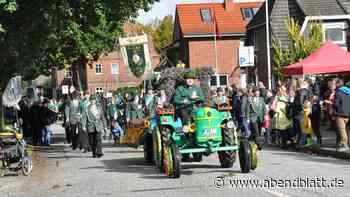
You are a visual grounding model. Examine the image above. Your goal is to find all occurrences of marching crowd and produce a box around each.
[17,75,350,158]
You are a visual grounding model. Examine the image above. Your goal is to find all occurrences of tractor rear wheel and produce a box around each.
[153,127,163,170]
[143,133,153,163]
[239,139,251,173]
[163,142,181,178]
[218,127,235,168]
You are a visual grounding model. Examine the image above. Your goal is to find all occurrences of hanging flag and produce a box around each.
[119,35,152,79]
[2,76,22,108]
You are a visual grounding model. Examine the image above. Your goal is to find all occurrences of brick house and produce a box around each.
[168,0,264,88]
[56,23,160,95]
[246,0,350,86]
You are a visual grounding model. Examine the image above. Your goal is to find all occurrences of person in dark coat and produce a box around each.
[18,96,31,138]
[333,81,350,151]
[29,101,43,145]
[239,88,251,139]
[310,95,322,145]
[40,99,57,146]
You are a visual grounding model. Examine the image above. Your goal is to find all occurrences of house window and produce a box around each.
[95,64,102,74]
[219,75,228,86]
[111,63,119,74]
[241,8,257,21]
[210,74,228,87]
[64,68,73,78]
[95,87,104,94]
[210,76,217,87]
[323,23,346,44]
[201,8,212,23]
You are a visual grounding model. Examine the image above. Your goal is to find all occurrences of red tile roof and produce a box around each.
[176,2,263,36]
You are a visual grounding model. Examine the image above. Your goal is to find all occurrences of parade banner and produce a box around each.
[2,76,22,108]
[119,35,152,79]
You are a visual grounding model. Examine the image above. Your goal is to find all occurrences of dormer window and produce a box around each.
[241,8,259,21]
[201,8,212,23]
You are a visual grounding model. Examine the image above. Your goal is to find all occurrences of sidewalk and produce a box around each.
[313,126,350,160]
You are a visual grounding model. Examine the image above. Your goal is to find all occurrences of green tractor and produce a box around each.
[155,103,258,178]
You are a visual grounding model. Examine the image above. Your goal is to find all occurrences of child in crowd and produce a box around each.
[301,100,314,147]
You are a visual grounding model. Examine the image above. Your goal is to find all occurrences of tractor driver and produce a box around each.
[173,71,205,132]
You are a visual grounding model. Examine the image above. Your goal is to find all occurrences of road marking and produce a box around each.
[263,188,291,197]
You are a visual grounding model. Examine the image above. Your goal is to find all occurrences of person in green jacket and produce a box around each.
[248,87,266,145]
[173,71,205,131]
[78,91,91,152]
[81,95,107,158]
[65,91,82,150]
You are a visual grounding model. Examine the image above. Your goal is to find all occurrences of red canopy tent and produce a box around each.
[282,41,350,76]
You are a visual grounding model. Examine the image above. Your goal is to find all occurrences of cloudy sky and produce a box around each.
[137,0,223,24]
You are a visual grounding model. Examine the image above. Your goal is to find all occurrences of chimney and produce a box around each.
[224,0,235,10]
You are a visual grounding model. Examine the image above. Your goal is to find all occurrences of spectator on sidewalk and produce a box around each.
[82,95,107,158]
[333,81,350,151]
[275,86,293,148]
[301,100,314,147]
[258,81,268,101]
[29,101,43,145]
[310,95,322,145]
[294,80,312,145]
[40,99,57,146]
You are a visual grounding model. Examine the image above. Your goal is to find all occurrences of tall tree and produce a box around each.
[0,0,159,127]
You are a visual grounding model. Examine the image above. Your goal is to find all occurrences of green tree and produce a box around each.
[133,15,174,65]
[0,0,160,128]
[153,15,174,53]
[272,18,323,80]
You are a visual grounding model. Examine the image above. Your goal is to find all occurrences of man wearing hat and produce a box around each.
[65,91,82,150]
[81,95,107,158]
[173,71,205,132]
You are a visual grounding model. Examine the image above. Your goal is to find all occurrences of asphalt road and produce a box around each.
[1,126,349,197]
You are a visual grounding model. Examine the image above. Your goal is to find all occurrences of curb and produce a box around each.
[318,147,350,160]
[264,144,350,160]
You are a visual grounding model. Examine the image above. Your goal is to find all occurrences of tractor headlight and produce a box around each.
[227,121,236,129]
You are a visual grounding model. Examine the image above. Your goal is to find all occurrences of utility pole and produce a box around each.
[265,0,272,90]
[212,0,218,73]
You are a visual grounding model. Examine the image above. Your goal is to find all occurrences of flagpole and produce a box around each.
[266,0,272,90]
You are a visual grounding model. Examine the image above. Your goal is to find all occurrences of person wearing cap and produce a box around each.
[81,95,107,158]
[78,91,91,152]
[65,91,82,150]
[248,87,266,146]
[173,71,205,131]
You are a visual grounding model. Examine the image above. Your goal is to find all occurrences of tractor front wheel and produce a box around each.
[153,127,163,170]
[250,142,258,170]
[218,127,235,168]
[239,139,251,173]
[163,143,181,178]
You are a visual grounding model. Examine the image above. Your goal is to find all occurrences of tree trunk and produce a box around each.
[52,66,58,99]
